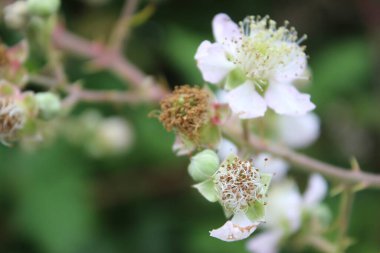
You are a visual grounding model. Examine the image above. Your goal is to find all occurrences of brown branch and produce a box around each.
[225,129,380,189]
[109,0,140,52]
[52,25,167,101]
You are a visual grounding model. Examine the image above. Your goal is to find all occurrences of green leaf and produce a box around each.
[246,201,266,222]
[311,38,371,108]
[193,179,218,202]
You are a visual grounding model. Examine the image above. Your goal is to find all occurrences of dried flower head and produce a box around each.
[0,98,25,145]
[159,85,210,141]
[215,156,267,214]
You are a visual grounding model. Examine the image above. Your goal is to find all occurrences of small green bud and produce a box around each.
[27,0,60,16]
[188,149,219,182]
[35,92,61,120]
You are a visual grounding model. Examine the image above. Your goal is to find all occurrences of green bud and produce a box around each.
[35,92,61,120]
[188,149,219,182]
[27,0,60,16]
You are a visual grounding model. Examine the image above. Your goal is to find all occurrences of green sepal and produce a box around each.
[198,122,221,148]
[188,149,219,182]
[193,179,218,202]
[260,173,272,193]
[246,200,266,222]
[225,68,246,90]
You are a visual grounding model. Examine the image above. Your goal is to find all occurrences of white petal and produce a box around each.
[253,153,288,182]
[265,180,302,232]
[246,229,283,253]
[172,136,194,156]
[303,174,327,207]
[212,13,240,44]
[210,212,260,242]
[265,83,315,116]
[276,112,320,148]
[227,81,267,119]
[217,138,238,161]
[215,90,229,104]
[195,41,234,83]
[271,46,308,83]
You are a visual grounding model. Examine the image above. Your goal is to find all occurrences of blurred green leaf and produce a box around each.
[310,38,372,108]
[9,144,95,253]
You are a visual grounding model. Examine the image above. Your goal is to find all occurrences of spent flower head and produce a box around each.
[0,98,26,145]
[215,156,267,215]
[159,85,209,140]
[158,85,221,155]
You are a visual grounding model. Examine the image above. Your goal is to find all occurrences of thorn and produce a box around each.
[330,184,345,197]
[350,157,361,172]
[352,182,368,192]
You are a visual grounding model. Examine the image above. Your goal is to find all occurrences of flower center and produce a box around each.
[227,16,306,88]
[214,157,265,213]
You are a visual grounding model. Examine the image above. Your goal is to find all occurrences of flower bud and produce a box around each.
[27,0,60,16]
[188,149,219,182]
[88,117,133,157]
[35,92,61,120]
[4,1,29,29]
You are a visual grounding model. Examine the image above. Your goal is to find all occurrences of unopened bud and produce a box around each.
[188,149,219,182]
[27,0,60,16]
[35,92,61,120]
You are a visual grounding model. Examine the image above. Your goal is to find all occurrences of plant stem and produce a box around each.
[336,186,355,252]
[224,128,380,189]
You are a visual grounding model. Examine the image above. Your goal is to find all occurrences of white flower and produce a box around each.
[253,153,289,182]
[195,13,315,118]
[217,138,238,161]
[247,174,327,253]
[276,112,320,148]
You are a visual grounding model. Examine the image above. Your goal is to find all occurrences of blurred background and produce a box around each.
[0,0,380,252]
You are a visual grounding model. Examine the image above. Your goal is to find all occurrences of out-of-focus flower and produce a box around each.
[253,153,288,182]
[247,174,328,253]
[35,92,61,120]
[217,138,238,161]
[3,1,29,29]
[64,111,133,158]
[276,112,320,148]
[195,13,314,119]
[188,153,272,241]
[0,41,29,86]
[158,85,221,155]
[87,117,133,158]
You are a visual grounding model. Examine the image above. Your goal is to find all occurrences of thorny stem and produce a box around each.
[224,128,380,189]
[109,0,140,52]
[336,186,355,252]
[52,25,167,101]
